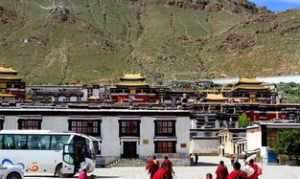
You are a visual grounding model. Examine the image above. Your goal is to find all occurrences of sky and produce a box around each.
[250,0,300,12]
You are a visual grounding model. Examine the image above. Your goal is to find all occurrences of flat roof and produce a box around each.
[260,122,300,128]
[247,123,300,129]
[0,107,191,116]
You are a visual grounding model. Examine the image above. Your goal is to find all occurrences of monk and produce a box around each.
[206,173,213,179]
[162,156,174,179]
[248,159,262,179]
[146,155,160,179]
[215,160,228,179]
[153,163,168,179]
[228,162,248,179]
[78,169,89,179]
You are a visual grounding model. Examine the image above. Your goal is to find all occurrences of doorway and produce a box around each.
[122,142,138,158]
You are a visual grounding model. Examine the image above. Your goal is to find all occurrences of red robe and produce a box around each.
[248,163,261,179]
[162,159,173,179]
[153,168,168,179]
[215,164,228,179]
[146,160,160,179]
[228,170,248,179]
[78,171,89,179]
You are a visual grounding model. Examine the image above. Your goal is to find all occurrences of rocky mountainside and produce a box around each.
[0,0,299,84]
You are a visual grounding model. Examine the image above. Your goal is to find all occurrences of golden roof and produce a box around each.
[0,93,15,97]
[118,73,148,86]
[120,73,145,80]
[117,81,148,86]
[0,64,17,74]
[88,96,98,100]
[234,86,270,90]
[205,94,227,100]
[0,76,20,80]
[237,77,261,84]
[232,77,270,91]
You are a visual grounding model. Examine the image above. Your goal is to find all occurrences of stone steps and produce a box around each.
[111,159,147,167]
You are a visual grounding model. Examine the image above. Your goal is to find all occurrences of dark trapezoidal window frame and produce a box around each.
[68,120,101,137]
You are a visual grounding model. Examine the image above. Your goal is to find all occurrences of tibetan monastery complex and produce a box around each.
[0,63,300,165]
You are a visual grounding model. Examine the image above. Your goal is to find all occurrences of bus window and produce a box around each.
[3,135,15,149]
[15,135,27,149]
[28,135,50,150]
[0,135,3,149]
[85,139,91,158]
[51,135,69,150]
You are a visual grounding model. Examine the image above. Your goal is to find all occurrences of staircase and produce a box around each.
[109,158,147,167]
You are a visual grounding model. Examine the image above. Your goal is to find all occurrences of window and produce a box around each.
[18,119,42,130]
[155,120,176,136]
[3,135,15,149]
[155,141,176,153]
[15,135,27,149]
[0,134,69,150]
[69,120,101,136]
[27,135,50,150]
[0,135,2,149]
[119,120,140,137]
[0,120,3,130]
[51,135,69,150]
[87,88,93,97]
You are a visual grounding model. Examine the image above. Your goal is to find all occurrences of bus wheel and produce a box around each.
[55,164,74,178]
[7,172,22,179]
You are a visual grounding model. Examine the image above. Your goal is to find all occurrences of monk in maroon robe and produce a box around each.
[146,156,160,179]
[215,160,228,179]
[248,159,262,179]
[228,162,248,179]
[161,156,174,179]
[153,162,168,179]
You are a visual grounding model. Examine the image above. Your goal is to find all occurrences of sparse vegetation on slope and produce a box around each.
[0,0,299,84]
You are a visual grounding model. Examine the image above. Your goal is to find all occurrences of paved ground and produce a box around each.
[25,156,300,179]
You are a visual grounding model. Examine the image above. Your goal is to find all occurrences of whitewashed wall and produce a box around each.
[101,116,120,157]
[190,139,219,154]
[3,116,18,129]
[176,117,190,155]
[2,114,191,158]
[246,128,262,151]
[140,117,155,156]
[42,116,68,132]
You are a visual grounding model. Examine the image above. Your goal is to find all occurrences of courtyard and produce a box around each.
[25,157,300,179]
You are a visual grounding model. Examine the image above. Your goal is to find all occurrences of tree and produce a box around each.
[274,129,300,163]
[238,113,250,128]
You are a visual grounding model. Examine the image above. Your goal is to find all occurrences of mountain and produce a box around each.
[0,0,299,84]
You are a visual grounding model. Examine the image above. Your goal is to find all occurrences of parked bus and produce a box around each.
[0,130,96,177]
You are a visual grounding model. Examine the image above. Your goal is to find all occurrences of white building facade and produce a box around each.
[0,108,190,159]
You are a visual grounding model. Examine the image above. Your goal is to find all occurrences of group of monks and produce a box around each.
[214,159,262,179]
[146,156,262,179]
[146,156,174,179]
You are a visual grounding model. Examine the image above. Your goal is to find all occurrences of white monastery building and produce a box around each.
[0,108,190,159]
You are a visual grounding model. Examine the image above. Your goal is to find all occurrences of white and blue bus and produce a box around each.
[0,130,96,177]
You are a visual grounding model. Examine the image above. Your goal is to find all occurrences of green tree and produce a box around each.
[238,113,250,128]
[274,129,300,162]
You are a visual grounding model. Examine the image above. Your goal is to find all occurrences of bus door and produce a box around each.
[72,136,89,172]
